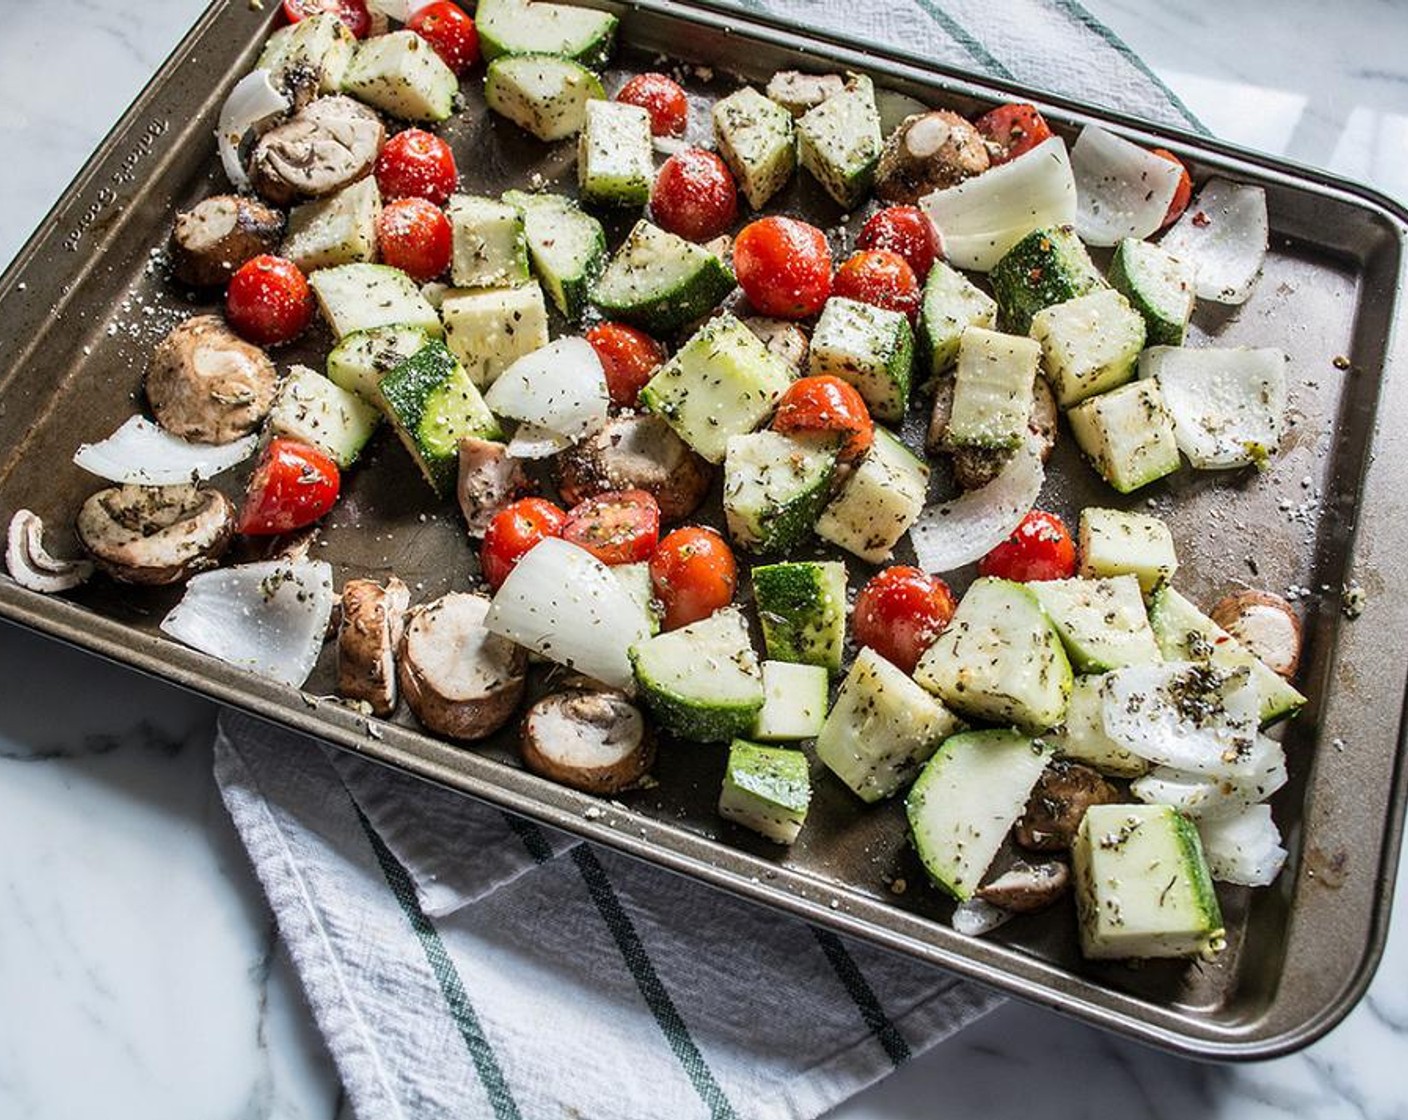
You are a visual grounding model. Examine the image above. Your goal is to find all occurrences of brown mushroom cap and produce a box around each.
[1015,759,1120,851]
[458,438,533,538]
[168,195,284,288]
[1210,590,1303,679]
[554,413,712,522]
[337,577,411,717]
[248,95,385,207]
[875,110,990,205]
[520,689,655,794]
[976,860,1070,912]
[398,592,527,741]
[76,484,236,586]
[146,316,279,446]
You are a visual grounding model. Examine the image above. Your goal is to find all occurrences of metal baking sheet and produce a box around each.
[1,0,1406,1060]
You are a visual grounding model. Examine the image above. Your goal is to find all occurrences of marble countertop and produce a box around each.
[2,2,1406,1117]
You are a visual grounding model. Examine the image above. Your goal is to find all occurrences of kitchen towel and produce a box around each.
[214,4,1202,1118]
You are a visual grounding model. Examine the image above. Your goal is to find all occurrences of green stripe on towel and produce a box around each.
[812,927,912,1067]
[910,0,1015,78]
[355,805,524,1120]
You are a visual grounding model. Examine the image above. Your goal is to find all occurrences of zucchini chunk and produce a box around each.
[280,176,380,272]
[309,263,441,340]
[578,99,654,207]
[630,609,764,743]
[750,560,848,673]
[591,220,735,335]
[718,739,813,843]
[713,86,797,210]
[813,427,928,564]
[476,0,619,69]
[945,327,1040,452]
[722,430,838,554]
[1108,237,1195,346]
[267,364,381,468]
[502,189,606,321]
[1077,507,1178,594]
[796,74,883,207]
[1029,575,1161,673]
[752,661,829,742]
[1029,288,1146,408]
[343,30,458,122]
[989,224,1105,334]
[1066,379,1181,494]
[439,282,550,389]
[916,260,998,376]
[808,296,915,423]
[484,53,605,141]
[447,194,531,289]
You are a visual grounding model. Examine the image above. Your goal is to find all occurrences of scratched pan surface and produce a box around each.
[2,0,1407,1059]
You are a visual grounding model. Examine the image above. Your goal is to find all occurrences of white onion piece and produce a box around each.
[1071,126,1182,247]
[484,538,652,692]
[875,88,928,137]
[951,898,1014,937]
[73,416,259,485]
[1159,178,1268,304]
[1196,804,1287,887]
[160,560,335,688]
[366,0,434,20]
[919,137,1077,272]
[483,337,608,444]
[1131,736,1287,817]
[1101,661,1261,779]
[506,423,573,459]
[652,135,693,158]
[1139,346,1287,469]
[216,69,289,191]
[5,510,93,593]
[910,446,1043,573]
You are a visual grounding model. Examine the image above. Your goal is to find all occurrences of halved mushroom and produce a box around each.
[398,592,527,740]
[1015,759,1120,852]
[554,412,712,522]
[458,437,533,538]
[1210,590,1303,679]
[742,316,810,372]
[146,316,279,446]
[168,195,284,288]
[248,95,385,207]
[927,375,1058,490]
[521,689,655,794]
[337,577,411,716]
[976,859,1070,912]
[765,71,846,117]
[5,510,93,593]
[875,110,989,205]
[76,484,236,586]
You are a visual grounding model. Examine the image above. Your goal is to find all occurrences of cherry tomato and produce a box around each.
[651,149,739,243]
[771,375,873,463]
[375,129,458,205]
[282,0,372,38]
[225,255,313,347]
[832,250,920,319]
[973,102,1054,165]
[238,438,341,536]
[733,216,832,319]
[978,510,1077,583]
[480,498,567,591]
[856,206,941,279]
[852,566,957,676]
[649,526,738,631]
[377,198,453,282]
[1152,148,1194,228]
[562,490,661,566]
[585,322,667,408]
[615,73,688,138]
[407,2,480,74]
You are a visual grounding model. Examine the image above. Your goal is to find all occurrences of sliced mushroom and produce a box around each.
[765,71,846,117]
[1210,590,1303,678]
[1015,759,1120,852]
[976,859,1070,912]
[168,195,284,288]
[927,375,1058,490]
[554,412,712,522]
[458,437,533,538]
[248,95,385,207]
[742,316,810,372]
[875,110,989,205]
[76,484,236,586]
[521,689,655,794]
[398,592,526,741]
[5,510,93,593]
[337,577,411,716]
[146,316,279,445]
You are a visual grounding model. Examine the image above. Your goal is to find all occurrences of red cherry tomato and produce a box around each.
[615,73,688,138]
[651,149,739,243]
[733,216,832,319]
[407,2,480,74]
[480,498,567,590]
[376,198,453,282]
[856,205,941,279]
[852,566,957,676]
[1151,148,1194,228]
[649,526,737,631]
[225,255,313,347]
[562,490,661,566]
[973,102,1054,165]
[282,0,372,38]
[978,510,1077,583]
[832,250,920,319]
[771,375,874,464]
[375,129,458,205]
[585,322,667,408]
[238,438,341,536]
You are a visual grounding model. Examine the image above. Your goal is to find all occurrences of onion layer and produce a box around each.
[1196,804,1287,887]
[73,416,259,485]
[1071,126,1183,246]
[910,446,1043,574]
[216,69,290,191]
[483,337,608,445]
[1158,178,1268,304]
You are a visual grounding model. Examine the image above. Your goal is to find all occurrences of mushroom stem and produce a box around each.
[5,510,93,593]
